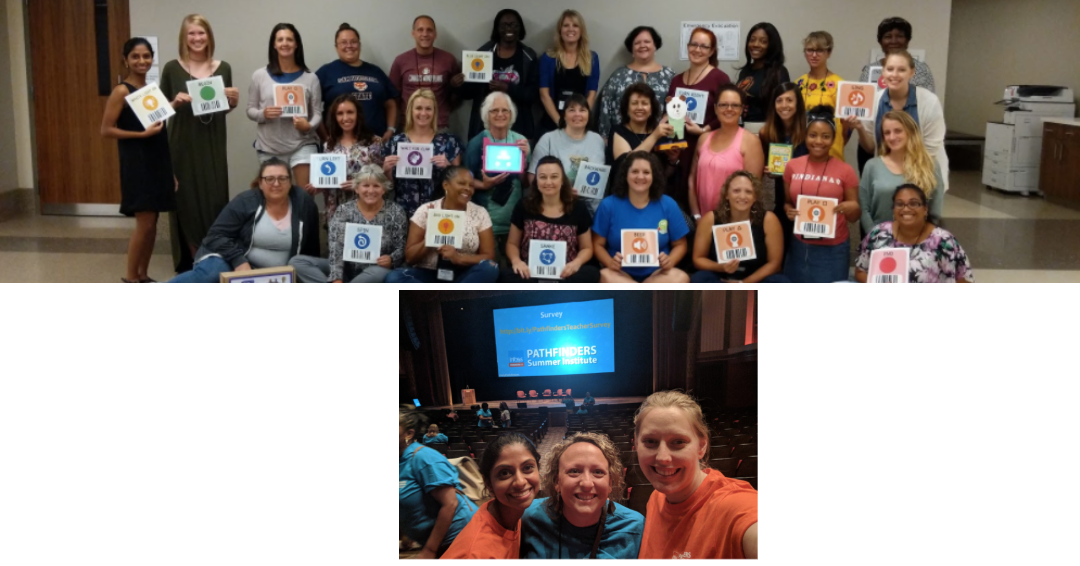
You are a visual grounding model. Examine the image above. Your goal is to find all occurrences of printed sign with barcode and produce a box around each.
[349,250,373,262]
[282,106,302,115]
[319,177,334,185]
[398,143,434,180]
[627,254,654,265]
[199,100,222,113]
[147,108,170,122]
[433,235,456,247]
[187,76,228,117]
[404,167,424,177]
[841,106,868,118]
[868,247,909,283]
[874,274,899,283]
[124,82,176,129]
[837,81,877,123]
[310,154,346,188]
[462,51,493,83]
[801,222,829,235]
[344,223,382,265]
[468,72,484,81]
[723,248,750,261]
[533,265,558,277]
[572,162,610,201]
[528,240,566,280]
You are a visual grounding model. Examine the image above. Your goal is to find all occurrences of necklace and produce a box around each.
[187,62,215,126]
[686,64,710,86]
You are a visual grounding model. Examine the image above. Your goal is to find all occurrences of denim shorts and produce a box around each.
[257,144,319,169]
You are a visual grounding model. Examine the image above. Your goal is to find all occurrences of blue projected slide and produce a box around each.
[492,299,615,377]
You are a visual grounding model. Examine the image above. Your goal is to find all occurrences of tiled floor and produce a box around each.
[3,170,1078,282]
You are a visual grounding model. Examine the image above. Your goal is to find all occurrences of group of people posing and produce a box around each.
[400,390,758,559]
[102,11,971,283]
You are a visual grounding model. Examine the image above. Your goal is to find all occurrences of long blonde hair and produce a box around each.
[633,390,712,471]
[404,88,438,133]
[178,14,216,61]
[548,10,593,76]
[879,110,938,196]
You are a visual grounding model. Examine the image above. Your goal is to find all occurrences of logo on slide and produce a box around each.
[507,350,525,367]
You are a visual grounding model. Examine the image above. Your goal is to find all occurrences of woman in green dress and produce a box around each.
[160,14,239,272]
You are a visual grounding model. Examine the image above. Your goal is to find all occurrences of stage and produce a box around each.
[430,395,647,411]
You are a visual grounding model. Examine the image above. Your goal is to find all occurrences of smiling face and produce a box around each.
[687,31,716,65]
[892,187,927,228]
[535,163,564,199]
[627,158,653,195]
[411,96,435,130]
[336,29,360,63]
[632,30,656,63]
[716,90,743,125]
[443,169,474,206]
[555,442,611,527]
[258,164,291,202]
[882,118,908,153]
[355,178,385,205]
[564,102,589,131]
[636,407,708,504]
[882,55,914,91]
[497,13,521,45]
[805,120,835,159]
[488,444,540,512]
[335,101,358,134]
[560,16,581,45]
[185,23,209,56]
[775,90,797,122]
[725,175,756,214]
[880,28,910,53]
[412,17,436,50]
[629,93,652,125]
[274,29,296,59]
[748,29,769,61]
[488,96,511,131]
[125,44,154,75]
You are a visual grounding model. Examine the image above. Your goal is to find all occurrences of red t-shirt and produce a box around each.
[783,155,859,246]
[638,469,758,559]
[440,499,520,559]
[389,48,460,130]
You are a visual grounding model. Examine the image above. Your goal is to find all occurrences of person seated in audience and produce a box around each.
[386,166,500,283]
[855,185,973,283]
[423,424,449,446]
[634,391,758,559]
[289,164,408,283]
[499,402,512,428]
[477,402,494,428]
[583,392,596,407]
[607,82,677,174]
[691,171,787,283]
[167,158,320,283]
[400,406,477,558]
[521,432,644,558]
[501,156,598,283]
[529,93,606,215]
[447,409,460,422]
[592,151,691,283]
[442,433,542,558]
[576,405,589,415]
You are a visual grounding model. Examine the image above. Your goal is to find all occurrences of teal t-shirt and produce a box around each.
[520,498,644,559]
[398,442,476,549]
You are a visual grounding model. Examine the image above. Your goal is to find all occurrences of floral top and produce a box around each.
[410,199,493,270]
[859,59,935,93]
[328,199,409,282]
[383,132,464,219]
[322,138,385,225]
[597,66,675,139]
[856,221,973,283]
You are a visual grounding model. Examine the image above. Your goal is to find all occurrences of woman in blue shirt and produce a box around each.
[400,407,475,558]
[315,23,398,141]
[520,432,644,558]
[477,402,494,428]
[422,424,448,446]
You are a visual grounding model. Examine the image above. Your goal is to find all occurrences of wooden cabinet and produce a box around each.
[1040,122,1080,204]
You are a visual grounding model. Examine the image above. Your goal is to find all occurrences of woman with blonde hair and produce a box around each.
[382,88,464,217]
[634,390,758,559]
[537,10,600,137]
[520,432,644,558]
[859,110,944,233]
[159,14,240,272]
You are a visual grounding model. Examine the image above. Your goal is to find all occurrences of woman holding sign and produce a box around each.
[246,23,322,190]
[690,171,787,283]
[859,111,944,234]
[100,37,176,283]
[592,152,690,283]
[538,10,601,138]
[596,26,674,141]
[795,31,850,161]
[160,14,238,273]
[688,85,764,224]
[459,9,540,141]
[306,95,385,226]
[855,185,972,283]
[782,107,860,283]
[382,89,463,218]
[386,166,499,283]
[608,83,676,171]
[501,156,598,283]
[758,82,807,241]
[529,94,606,214]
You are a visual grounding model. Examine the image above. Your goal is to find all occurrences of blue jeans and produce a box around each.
[167,256,232,283]
[385,261,500,283]
[689,270,791,283]
[783,237,850,283]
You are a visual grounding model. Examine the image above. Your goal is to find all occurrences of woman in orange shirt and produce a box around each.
[635,390,758,559]
[441,433,541,559]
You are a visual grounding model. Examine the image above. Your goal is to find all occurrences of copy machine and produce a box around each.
[984,86,1075,195]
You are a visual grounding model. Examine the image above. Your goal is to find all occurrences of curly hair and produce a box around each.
[610,151,665,201]
[633,390,712,471]
[714,170,765,226]
[541,432,625,520]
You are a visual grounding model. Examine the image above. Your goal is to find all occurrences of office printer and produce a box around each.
[996,85,1075,121]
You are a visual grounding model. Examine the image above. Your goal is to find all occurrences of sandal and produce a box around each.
[139,277,157,283]
[121,277,138,283]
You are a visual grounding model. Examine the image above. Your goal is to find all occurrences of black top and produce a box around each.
[708,213,768,280]
[606,123,674,174]
[459,42,539,140]
[540,64,590,134]
[509,199,592,263]
[117,82,175,216]
[736,65,791,123]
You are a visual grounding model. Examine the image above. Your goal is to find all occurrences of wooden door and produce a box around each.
[1038,123,1060,199]
[29,0,130,214]
[1062,126,1080,203]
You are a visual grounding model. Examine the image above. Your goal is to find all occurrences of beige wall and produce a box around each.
[946,0,1080,135]
[129,0,952,198]
[5,0,32,192]
[0,1,14,193]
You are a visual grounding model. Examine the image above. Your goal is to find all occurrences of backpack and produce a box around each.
[410,445,490,510]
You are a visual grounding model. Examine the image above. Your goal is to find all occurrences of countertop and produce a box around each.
[1041,117,1080,126]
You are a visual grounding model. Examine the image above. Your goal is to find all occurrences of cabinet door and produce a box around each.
[1063,126,1080,202]
[1039,125,1060,197]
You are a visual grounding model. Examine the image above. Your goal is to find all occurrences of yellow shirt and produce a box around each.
[797,72,846,160]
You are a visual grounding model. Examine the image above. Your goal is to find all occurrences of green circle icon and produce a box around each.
[200,86,216,101]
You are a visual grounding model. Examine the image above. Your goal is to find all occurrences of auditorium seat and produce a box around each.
[627,485,655,517]
[732,443,757,459]
[446,450,469,459]
[484,434,500,442]
[428,443,448,455]
[517,391,526,399]
[710,445,732,459]
[624,465,651,486]
[529,390,538,398]
[471,442,488,455]
[449,442,468,451]
[614,442,631,453]
[608,429,624,436]
[708,457,739,476]
[611,435,630,444]
[730,434,752,445]
[736,456,757,477]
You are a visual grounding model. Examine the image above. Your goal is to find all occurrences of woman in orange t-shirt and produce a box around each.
[441,432,541,559]
[634,390,758,559]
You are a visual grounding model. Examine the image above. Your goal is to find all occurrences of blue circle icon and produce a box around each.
[354,233,370,249]
[321,161,336,176]
[686,97,698,111]
[540,249,556,265]
[586,172,601,186]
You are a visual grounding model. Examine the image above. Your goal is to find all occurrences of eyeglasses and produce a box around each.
[687,43,712,51]
[261,176,291,185]
[717,103,742,110]
[893,201,925,210]
[804,48,829,55]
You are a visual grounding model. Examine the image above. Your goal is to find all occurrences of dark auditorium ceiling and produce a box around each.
[400,290,527,303]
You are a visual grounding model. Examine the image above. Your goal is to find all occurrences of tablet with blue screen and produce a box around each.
[483,144,525,174]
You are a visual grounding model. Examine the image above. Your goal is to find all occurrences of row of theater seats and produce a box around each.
[425,416,549,460]
[516,389,573,398]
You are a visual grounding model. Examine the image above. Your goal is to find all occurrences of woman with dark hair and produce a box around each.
[166,159,320,283]
[735,22,790,132]
[597,26,675,140]
[246,23,322,190]
[529,93,606,215]
[400,407,476,558]
[538,10,601,137]
[100,37,176,283]
[607,83,675,170]
[691,171,787,283]
[758,82,807,238]
[304,95,384,225]
[442,433,541,558]
[478,402,494,428]
[501,156,598,283]
[592,151,691,283]
[520,432,644,558]
[855,185,972,283]
[499,402,512,428]
[689,85,764,222]
[460,9,540,141]
[315,23,398,142]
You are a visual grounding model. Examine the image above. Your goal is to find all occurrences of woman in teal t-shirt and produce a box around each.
[477,402,494,427]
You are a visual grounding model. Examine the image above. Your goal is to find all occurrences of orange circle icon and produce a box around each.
[848,91,865,106]
[142,96,159,111]
[471,59,485,71]
[632,237,649,253]
[438,219,455,234]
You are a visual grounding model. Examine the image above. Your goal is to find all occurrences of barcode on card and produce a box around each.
[199,101,221,112]
[319,177,334,185]
[578,186,600,198]
[349,250,372,261]
[724,248,749,261]
[147,108,170,122]
[628,254,653,265]
[802,222,828,235]
[533,266,557,277]
[874,274,899,283]
[404,167,424,176]
[433,235,456,246]
[283,106,302,114]
[842,107,868,118]
[468,72,484,81]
